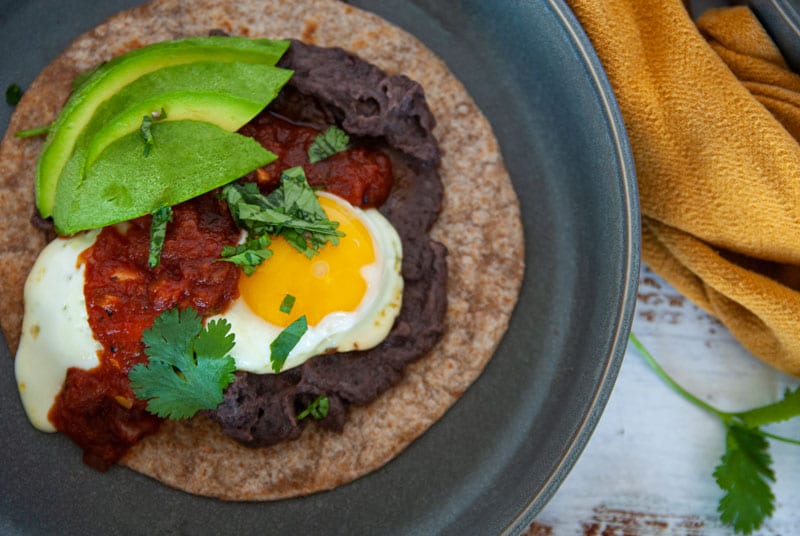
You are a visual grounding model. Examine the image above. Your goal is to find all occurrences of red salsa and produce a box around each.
[240,113,393,207]
[49,195,241,470]
[47,115,393,469]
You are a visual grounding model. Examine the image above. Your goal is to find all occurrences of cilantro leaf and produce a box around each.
[140,108,167,157]
[194,318,236,359]
[148,206,173,268]
[220,234,272,275]
[5,83,22,106]
[297,395,329,420]
[308,125,350,163]
[737,386,800,428]
[279,294,295,314]
[220,167,343,259]
[270,315,307,372]
[142,307,201,366]
[713,424,775,534]
[129,307,236,420]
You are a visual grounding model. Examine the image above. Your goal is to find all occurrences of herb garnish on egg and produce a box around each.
[279,294,296,314]
[269,315,309,372]
[221,166,344,259]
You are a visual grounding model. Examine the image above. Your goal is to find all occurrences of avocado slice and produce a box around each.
[82,61,293,147]
[83,92,265,168]
[51,61,292,235]
[53,121,276,234]
[53,90,270,220]
[36,36,289,218]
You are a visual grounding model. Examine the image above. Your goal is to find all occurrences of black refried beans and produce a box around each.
[208,40,448,447]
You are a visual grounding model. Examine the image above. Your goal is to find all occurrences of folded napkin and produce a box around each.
[567,0,800,375]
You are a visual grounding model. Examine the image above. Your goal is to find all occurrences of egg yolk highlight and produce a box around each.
[238,194,376,328]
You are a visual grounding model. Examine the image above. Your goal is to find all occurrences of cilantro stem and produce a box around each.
[630,333,800,442]
[758,429,800,446]
[629,333,731,422]
[15,124,50,138]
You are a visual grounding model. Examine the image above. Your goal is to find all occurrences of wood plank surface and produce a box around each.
[531,266,800,535]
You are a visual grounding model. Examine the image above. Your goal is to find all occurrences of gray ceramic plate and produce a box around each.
[0,1,639,534]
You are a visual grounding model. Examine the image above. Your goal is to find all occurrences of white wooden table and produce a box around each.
[531,265,800,534]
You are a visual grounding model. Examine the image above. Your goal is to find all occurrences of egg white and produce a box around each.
[15,230,101,432]
[14,196,403,431]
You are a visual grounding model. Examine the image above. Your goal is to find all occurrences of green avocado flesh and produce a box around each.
[83,62,293,166]
[84,92,262,168]
[53,121,276,234]
[36,36,291,225]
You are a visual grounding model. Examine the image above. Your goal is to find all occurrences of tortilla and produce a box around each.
[0,0,523,500]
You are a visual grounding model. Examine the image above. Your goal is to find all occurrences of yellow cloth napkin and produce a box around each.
[567,0,800,375]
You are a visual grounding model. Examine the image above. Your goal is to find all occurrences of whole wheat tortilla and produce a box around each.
[0,0,523,500]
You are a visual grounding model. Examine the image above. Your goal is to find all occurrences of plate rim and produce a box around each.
[503,0,640,532]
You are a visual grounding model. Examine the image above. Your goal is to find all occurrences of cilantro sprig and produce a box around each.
[630,334,800,534]
[308,125,350,163]
[129,307,236,420]
[220,166,343,265]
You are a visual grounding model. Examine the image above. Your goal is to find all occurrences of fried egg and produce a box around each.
[15,192,402,431]
[213,192,403,373]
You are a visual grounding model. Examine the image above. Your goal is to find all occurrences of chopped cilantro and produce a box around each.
[269,315,307,372]
[629,333,800,534]
[5,83,22,106]
[297,395,329,421]
[220,166,343,260]
[140,107,167,157]
[279,294,296,314]
[129,307,236,420]
[308,125,350,163]
[220,234,272,275]
[148,206,173,268]
[15,124,51,138]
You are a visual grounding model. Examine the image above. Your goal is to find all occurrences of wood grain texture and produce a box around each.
[531,264,800,535]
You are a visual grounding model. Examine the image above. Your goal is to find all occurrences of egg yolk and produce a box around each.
[238,194,376,327]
